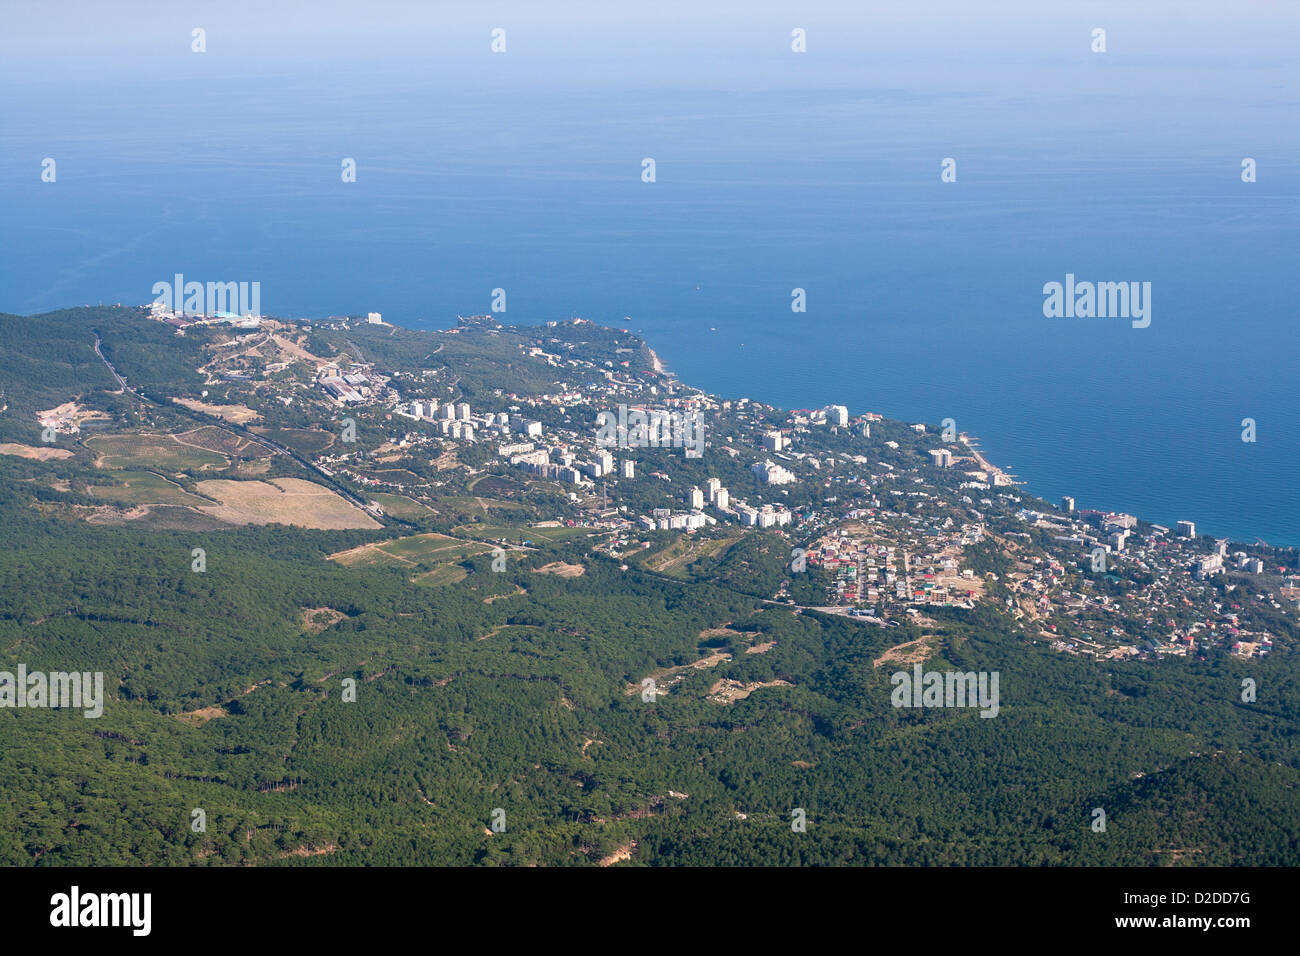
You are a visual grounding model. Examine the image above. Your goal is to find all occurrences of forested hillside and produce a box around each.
[1,308,1297,866]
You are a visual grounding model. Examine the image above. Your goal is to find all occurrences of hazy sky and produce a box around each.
[4,1,1299,88]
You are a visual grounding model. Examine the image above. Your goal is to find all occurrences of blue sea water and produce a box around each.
[1,8,1297,544]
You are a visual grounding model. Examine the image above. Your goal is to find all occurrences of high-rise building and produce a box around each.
[456,402,471,420]
[714,488,729,510]
[1061,496,1075,513]
[1177,520,1197,538]
[928,449,953,468]
[688,486,704,510]
[753,459,796,485]
[621,460,635,479]
[827,405,849,426]
[762,430,785,452]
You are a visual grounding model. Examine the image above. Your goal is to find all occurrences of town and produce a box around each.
[51,303,1299,665]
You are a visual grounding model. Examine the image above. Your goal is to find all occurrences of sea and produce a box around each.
[2,5,1297,545]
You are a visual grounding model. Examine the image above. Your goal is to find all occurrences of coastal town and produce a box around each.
[28,303,1300,667]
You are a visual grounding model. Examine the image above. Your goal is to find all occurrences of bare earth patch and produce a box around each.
[699,626,743,640]
[302,607,348,634]
[36,401,110,431]
[533,561,585,577]
[175,397,261,423]
[195,477,380,529]
[873,636,937,669]
[746,641,776,655]
[707,678,793,704]
[598,842,636,867]
[626,651,732,697]
[0,443,74,460]
[175,705,227,725]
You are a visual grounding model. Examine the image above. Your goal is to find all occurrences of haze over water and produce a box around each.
[3,1,1297,544]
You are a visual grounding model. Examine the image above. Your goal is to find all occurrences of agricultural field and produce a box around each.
[193,477,381,529]
[411,564,469,587]
[458,523,594,544]
[86,432,228,472]
[369,492,433,519]
[328,531,491,570]
[173,425,273,459]
[86,470,210,507]
[251,426,336,455]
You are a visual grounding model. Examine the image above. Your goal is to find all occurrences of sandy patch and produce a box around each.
[598,842,636,867]
[195,477,380,529]
[0,443,74,460]
[533,561,585,577]
[175,705,227,725]
[707,678,792,704]
[873,636,936,669]
[625,651,732,697]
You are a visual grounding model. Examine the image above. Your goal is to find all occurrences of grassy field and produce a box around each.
[329,532,491,569]
[370,492,433,518]
[86,433,228,472]
[411,564,469,587]
[641,532,743,576]
[460,523,595,544]
[194,477,381,530]
[250,426,336,455]
[426,495,528,521]
[468,474,525,495]
[86,470,210,507]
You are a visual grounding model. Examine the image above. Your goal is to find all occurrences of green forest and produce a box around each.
[1,308,1297,866]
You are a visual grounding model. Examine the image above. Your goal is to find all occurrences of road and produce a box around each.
[91,330,375,514]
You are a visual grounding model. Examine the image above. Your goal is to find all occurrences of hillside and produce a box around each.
[0,306,1297,866]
